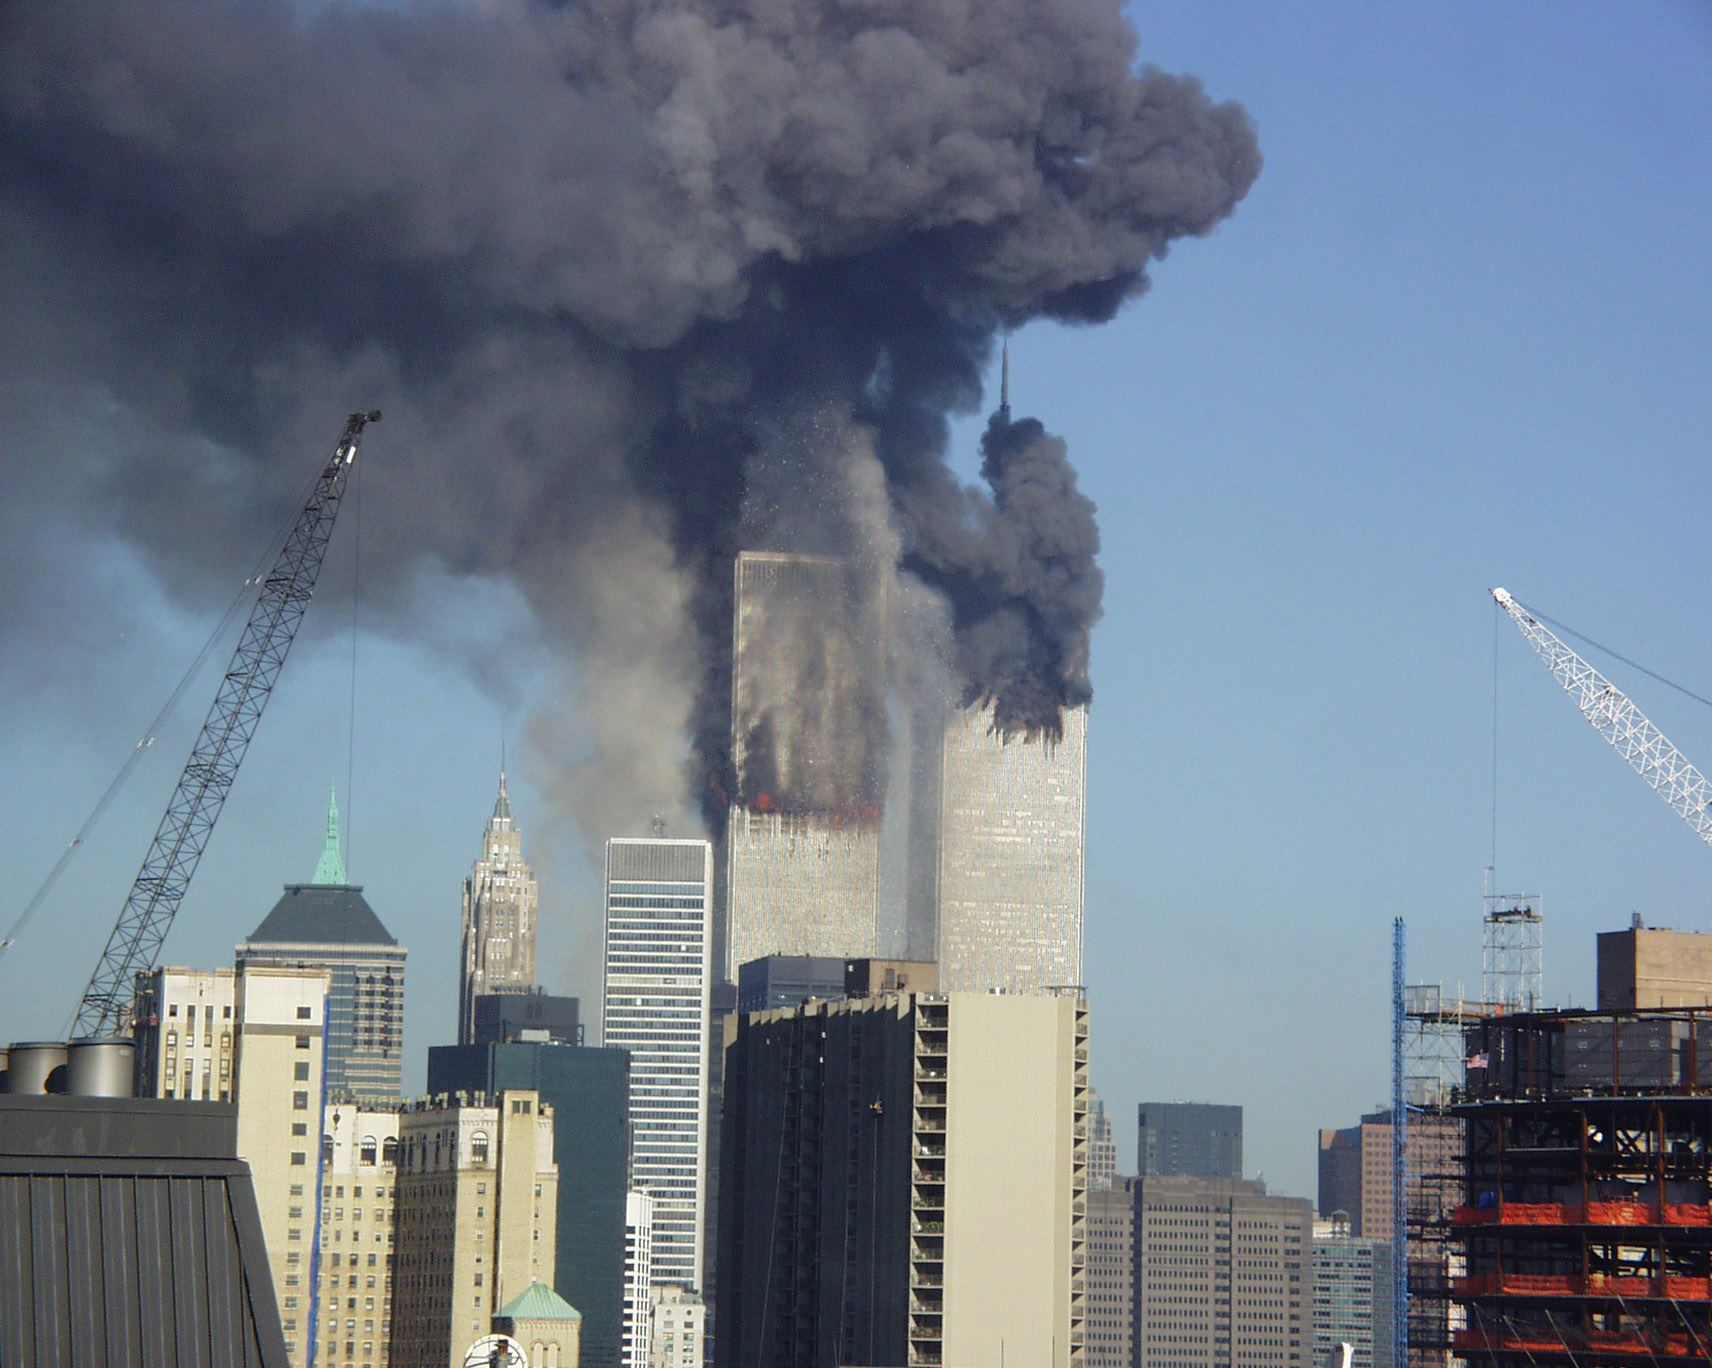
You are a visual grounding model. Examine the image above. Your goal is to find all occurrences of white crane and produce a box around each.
[1493,587,1712,852]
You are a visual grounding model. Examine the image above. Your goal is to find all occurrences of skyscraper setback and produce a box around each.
[458,772,539,1044]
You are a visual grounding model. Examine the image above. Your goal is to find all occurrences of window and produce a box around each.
[360,1136,377,1165]
[296,1034,310,1050]
[471,1132,490,1165]
[323,1136,335,1164]
[292,1122,307,1137]
[169,1004,178,1016]
[223,1005,232,1018]
[290,1152,306,1166]
[293,1090,309,1110]
[297,1005,312,1019]
[294,1062,310,1081]
[382,1137,398,1165]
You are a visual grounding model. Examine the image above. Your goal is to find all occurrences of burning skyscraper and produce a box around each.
[720,551,887,980]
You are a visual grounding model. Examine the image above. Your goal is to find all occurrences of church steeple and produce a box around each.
[312,786,348,885]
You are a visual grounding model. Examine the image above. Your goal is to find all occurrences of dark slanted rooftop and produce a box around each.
[245,884,397,947]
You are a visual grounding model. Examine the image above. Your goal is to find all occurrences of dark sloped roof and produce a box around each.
[243,884,397,947]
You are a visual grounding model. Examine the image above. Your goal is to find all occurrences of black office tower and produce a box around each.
[1137,1101,1242,1179]
[427,1041,630,1368]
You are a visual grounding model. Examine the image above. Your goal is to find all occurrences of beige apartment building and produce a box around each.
[718,986,1088,1368]
[133,965,239,1101]
[318,1100,402,1368]
[232,964,335,1364]
[390,1090,559,1368]
[135,963,332,1366]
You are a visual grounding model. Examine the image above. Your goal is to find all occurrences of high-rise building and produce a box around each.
[135,961,334,1368]
[1086,1178,1136,1368]
[319,1100,402,1368]
[1316,1110,1461,1242]
[459,773,539,1044]
[1311,1215,1395,1368]
[1137,1102,1243,1179]
[718,989,1089,1368]
[623,1191,655,1368]
[603,837,713,1293]
[721,551,884,981]
[236,794,406,1098]
[648,1285,705,1368]
[934,699,1086,992]
[390,1089,559,1368]
[1089,1089,1117,1191]
[426,1040,632,1368]
[132,965,238,1101]
[231,964,335,1367]
[1131,1175,1312,1368]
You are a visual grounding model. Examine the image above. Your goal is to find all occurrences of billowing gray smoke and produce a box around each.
[0,0,1259,839]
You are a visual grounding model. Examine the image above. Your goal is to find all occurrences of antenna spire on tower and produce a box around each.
[999,334,1011,421]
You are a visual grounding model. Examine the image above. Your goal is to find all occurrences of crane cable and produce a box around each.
[0,464,325,964]
[1510,595,1712,714]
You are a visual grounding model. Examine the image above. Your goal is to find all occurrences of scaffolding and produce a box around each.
[1483,896,1543,1015]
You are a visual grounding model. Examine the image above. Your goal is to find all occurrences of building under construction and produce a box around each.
[1425,923,1712,1364]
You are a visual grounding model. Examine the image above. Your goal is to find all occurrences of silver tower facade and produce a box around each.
[603,837,714,1292]
[458,772,539,1044]
[934,700,1087,992]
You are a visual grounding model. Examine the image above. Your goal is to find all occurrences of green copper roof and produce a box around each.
[312,786,347,885]
[495,1281,581,1322]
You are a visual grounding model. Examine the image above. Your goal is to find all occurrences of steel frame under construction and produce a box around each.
[1424,1005,1712,1364]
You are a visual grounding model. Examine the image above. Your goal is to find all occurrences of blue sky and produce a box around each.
[3,2,1711,1200]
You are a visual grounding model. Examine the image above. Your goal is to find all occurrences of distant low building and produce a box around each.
[1311,1214,1395,1368]
[648,1285,704,1368]
[494,1281,583,1368]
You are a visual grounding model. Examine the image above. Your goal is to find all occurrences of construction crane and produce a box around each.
[1492,587,1712,853]
[71,411,379,1038]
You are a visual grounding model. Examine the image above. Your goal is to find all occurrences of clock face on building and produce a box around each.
[462,1333,528,1368]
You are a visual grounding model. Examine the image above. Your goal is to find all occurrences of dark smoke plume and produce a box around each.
[907,411,1102,740]
[0,0,1260,840]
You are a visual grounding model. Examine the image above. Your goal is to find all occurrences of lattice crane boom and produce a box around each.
[72,411,379,1038]
[1493,587,1712,853]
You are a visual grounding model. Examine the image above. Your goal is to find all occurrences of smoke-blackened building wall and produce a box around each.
[720,551,884,981]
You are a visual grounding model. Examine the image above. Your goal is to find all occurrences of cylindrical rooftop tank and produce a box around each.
[67,1037,136,1097]
[7,1041,69,1095]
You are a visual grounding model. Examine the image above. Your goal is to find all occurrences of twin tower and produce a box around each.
[459,549,1089,1051]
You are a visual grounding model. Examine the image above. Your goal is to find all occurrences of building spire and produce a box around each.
[312,786,348,885]
[493,769,513,823]
[999,333,1010,421]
